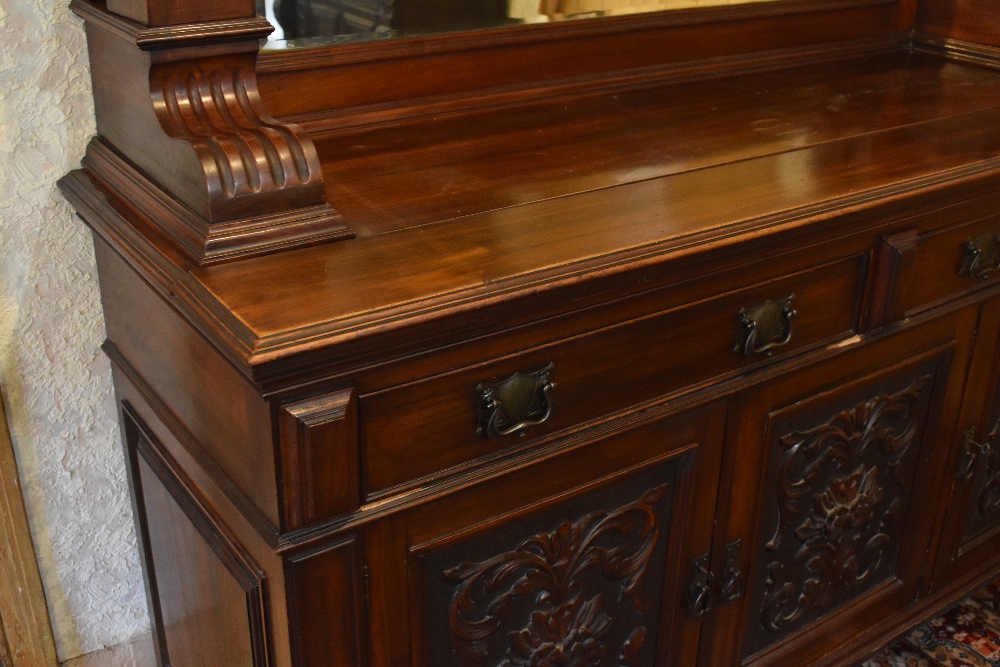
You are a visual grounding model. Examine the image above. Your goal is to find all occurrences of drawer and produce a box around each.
[359,254,865,499]
[901,213,1000,313]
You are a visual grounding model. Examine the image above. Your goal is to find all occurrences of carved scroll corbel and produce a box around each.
[148,54,329,225]
[71,1,353,265]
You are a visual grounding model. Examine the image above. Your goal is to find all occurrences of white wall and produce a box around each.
[0,0,149,661]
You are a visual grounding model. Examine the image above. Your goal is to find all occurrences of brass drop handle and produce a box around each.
[957,422,1000,482]
[687,554,714,619]
[736,294,796,357]
[960,232,1000,280]
[719,539,744,604]
[476,363,555,440]
[957,428,990,482]
[688,540,743,619]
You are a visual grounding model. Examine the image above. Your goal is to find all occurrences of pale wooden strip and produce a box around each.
[0,389,58,667]
[1,616,13,666]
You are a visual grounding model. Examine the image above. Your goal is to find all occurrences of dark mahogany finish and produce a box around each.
[57,0,1000,665]
[917,0,1000,48]
[709,313,976,667]
[931,298,1000,591]
[70,0,352,266]
[106,0,255,26]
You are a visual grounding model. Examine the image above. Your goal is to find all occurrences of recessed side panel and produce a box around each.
[124,407,272,667]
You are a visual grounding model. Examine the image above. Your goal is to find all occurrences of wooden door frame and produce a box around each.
[0,387,59,667]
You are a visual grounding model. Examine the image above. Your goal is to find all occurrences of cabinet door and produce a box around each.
[362,401,726,667]
[701,309,976,667]
[932,298,1000,590]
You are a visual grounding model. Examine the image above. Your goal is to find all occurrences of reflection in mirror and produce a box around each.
[262,0,776,49]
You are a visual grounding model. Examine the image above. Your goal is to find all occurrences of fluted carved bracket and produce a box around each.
[148,54,333,222]
[71,0,353,266]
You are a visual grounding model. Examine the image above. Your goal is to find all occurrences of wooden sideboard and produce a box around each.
[59,0,1000,664]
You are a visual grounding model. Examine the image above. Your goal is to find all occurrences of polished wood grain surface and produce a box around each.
[58,2,1000,665]
[256,0,903,122]
[360,256,863,497]
[105,0,256,28]
[901,213,1000,314]
[917,0,1000,47]
[316,52,1000,236]
[95,237,283,526]
[191,54,1000,350]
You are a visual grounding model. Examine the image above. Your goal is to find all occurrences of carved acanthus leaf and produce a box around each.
[444,485,667,667]
[975,419,1000,518]
[760,376,930,633]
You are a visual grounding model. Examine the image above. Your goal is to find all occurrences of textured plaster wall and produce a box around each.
[0,0,150,661]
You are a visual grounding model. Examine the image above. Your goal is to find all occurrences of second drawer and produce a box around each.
[360,254,866,499]
[901,213,1000,314]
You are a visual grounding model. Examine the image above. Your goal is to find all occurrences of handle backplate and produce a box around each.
[719,539,744,604]
[957,423,1000,483]
[736,294,797,357]
[958,429,987,482]
[476,363,555,439]
[961,232,1000,280]
[688,554,714,619]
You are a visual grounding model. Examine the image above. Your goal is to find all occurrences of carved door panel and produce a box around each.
[362,401,726,667]
[932,297,1000,590]
[700,308,977,667]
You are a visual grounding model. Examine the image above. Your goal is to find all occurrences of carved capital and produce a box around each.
[148,54,329,223]
[73,2,352,265]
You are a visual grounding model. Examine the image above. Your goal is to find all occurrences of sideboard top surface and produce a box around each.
[315,52,1000,237]
[181,51,1000,364]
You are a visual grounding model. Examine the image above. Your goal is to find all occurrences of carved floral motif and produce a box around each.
[443,485,666,667]
[760,377,930,633]
[975,420,1000,519]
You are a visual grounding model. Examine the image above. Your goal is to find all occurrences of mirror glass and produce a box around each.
[262,0,777,49]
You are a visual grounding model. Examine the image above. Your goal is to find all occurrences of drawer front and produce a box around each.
[902,213,1000,313]
[360,255,865,499]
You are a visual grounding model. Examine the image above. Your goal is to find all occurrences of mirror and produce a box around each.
[262,0,778,49]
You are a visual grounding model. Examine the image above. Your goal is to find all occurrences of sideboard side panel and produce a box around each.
[94,238,281,529]
[125,408,272,667]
